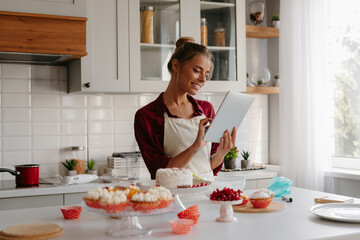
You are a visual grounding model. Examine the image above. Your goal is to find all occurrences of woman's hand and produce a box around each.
[216,126,237,158]
[192,118,212,152]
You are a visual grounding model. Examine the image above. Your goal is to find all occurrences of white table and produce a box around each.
[0,187,359,240]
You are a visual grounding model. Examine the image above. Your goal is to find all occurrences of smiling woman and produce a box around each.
[134,37,237,179]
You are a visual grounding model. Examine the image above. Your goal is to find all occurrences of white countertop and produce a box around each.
[0,169,278,198]
[0,187,359,240]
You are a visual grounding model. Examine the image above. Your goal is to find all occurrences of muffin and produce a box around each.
[83,187,108,209]
[125,185,142,199]
[99,190,128,213]
[250,190,272,208]
[259,188,275,199]
[239,191,250,205]
[148,186,174,209]
[131,192,160,211]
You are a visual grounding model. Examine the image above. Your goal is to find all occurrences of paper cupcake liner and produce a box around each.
[169,219,193,234]
[61,206,82,219]
[157,199,174,209]
[83,198,101,209]
[102,202,128,213]
[250,198,272,208]
[131,201,160,211]
[239,197,249,206]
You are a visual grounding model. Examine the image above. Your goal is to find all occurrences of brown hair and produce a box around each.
[167,37,214,80]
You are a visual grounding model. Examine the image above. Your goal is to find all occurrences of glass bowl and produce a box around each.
[249,1,265,25]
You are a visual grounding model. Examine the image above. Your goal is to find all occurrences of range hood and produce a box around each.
[0,11,87,65]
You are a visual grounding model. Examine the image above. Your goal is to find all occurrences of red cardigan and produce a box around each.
[134,92,222,179]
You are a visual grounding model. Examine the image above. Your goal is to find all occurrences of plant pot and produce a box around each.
[67,170,77,176]
[86,169,97,175]
[272,21,280,28]
[241,160,250,169]
[224,159,236,170]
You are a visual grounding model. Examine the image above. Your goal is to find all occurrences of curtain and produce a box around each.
[279,0,332,191]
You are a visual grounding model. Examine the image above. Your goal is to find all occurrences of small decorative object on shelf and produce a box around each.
[249,67,271,86]
[273,73,280,87]
[140,6,154,44]
[201,18,208,46]
[240,150,251,169]
[86,159,97,175]
[224,146,239,170]
[271,14,280,28]
[249,1,265,26]
[214,22,225,46]
[62,159,78,176]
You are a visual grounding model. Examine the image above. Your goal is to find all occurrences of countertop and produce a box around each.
[0,187,359,240]
[0,169,278,199]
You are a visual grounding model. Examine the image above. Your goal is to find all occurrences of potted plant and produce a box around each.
[86,159,97,175]
[224,146,239,170]
[271,14,280,28]
[240,150,251,169]
[62,159,78,176]
[273,73,280,86]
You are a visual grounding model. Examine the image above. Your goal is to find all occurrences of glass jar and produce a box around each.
[214,27,225,46]
[200,18,208,46]
[68,146,86,174]
[140,6,154,43]
[249,1,265,25]
[249,67,271,86]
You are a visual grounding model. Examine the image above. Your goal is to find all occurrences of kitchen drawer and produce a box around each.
[0,194,63,210]
[64,192,86,205]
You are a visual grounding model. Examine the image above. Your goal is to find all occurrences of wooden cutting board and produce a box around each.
[233,201,286,213]
[0,222,63,240]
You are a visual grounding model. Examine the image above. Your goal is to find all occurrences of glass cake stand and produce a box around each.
[82,201,175,238]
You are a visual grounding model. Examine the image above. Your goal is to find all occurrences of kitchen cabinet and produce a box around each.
[68,0,129,93]
[129,0,246,93]
[69,0,246,93]
[0,0,86,17]
[0,194,63,210]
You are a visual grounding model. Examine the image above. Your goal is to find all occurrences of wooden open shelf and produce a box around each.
[245,87,279,95]
[246,25,279,39]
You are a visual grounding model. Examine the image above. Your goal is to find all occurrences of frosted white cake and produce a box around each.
[155,168,193,188]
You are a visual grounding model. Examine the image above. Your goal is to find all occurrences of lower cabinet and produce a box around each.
[244,178,272,190]
[64,192,87,205]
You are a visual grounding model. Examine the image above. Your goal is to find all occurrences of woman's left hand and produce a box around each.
[216,126,237,158]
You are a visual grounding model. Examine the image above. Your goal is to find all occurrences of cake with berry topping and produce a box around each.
[148,186,174,208]
[156,168,193,189]
[250,190,272,208]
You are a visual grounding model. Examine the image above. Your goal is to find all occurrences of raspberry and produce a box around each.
[209,187,241,201]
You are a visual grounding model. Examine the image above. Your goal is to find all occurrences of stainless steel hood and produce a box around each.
[0,11,87,65]
[0,52,71,65]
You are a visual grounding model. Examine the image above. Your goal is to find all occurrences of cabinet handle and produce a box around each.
[84,82,91,88]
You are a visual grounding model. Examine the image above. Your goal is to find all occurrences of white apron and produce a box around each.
[163,112,213,178]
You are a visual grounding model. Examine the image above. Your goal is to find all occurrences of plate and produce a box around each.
[210,199,243,205]
[136,179,211,195]
[309,203,360,223]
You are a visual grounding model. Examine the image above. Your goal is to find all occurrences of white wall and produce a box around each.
[0,63,269,180]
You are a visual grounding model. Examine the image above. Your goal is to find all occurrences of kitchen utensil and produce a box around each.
[233,201,286,213]
[314,196,354,204]
[282,196,293,202]
[0,164,39,186]
[192,172,204,181]
[309,203,360,223]
[62,174,98,185]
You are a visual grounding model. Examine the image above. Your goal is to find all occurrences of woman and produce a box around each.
[134,37,236,179]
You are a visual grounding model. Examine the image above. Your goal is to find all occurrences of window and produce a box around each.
[328,0,360,169]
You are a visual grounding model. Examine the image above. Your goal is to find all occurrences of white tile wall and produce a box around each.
[0,63,269,180]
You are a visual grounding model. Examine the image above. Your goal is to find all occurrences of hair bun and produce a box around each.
[175,37,195,48]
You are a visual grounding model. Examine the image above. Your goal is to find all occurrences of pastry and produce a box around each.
[156,168,193,188]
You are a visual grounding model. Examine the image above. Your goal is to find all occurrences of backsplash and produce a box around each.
[0,64,268,180]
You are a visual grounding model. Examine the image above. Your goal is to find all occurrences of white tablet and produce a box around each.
[203,91,255,143]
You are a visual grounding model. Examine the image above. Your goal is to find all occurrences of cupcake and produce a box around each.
[259,188,275,199]
[250,190,272,208]
[148,186,174,209]
[131,192,160,211]
[99,190,128,213]
[125,185,142,199]
[83,187,107,209]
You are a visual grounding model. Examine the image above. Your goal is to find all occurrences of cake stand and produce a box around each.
[210,199,243,222]
[82,201,175,238]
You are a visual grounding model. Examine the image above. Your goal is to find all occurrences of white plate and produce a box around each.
[210,199,243,205]
[309,203,360,223]
[136,180,211,195]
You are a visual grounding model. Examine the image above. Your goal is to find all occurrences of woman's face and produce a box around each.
[174,54,212,95]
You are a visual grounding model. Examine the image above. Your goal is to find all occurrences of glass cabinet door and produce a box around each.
[199,0,246,92]
[130,0,180,92]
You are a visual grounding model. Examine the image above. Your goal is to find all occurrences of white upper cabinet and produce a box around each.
[68,0,129,93]
[129,0,246,93]
[0,0,86,17]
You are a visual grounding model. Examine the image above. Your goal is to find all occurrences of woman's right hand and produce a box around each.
[192,118,212,152]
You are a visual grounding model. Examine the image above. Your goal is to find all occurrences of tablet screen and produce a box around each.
[203,91,255,143]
